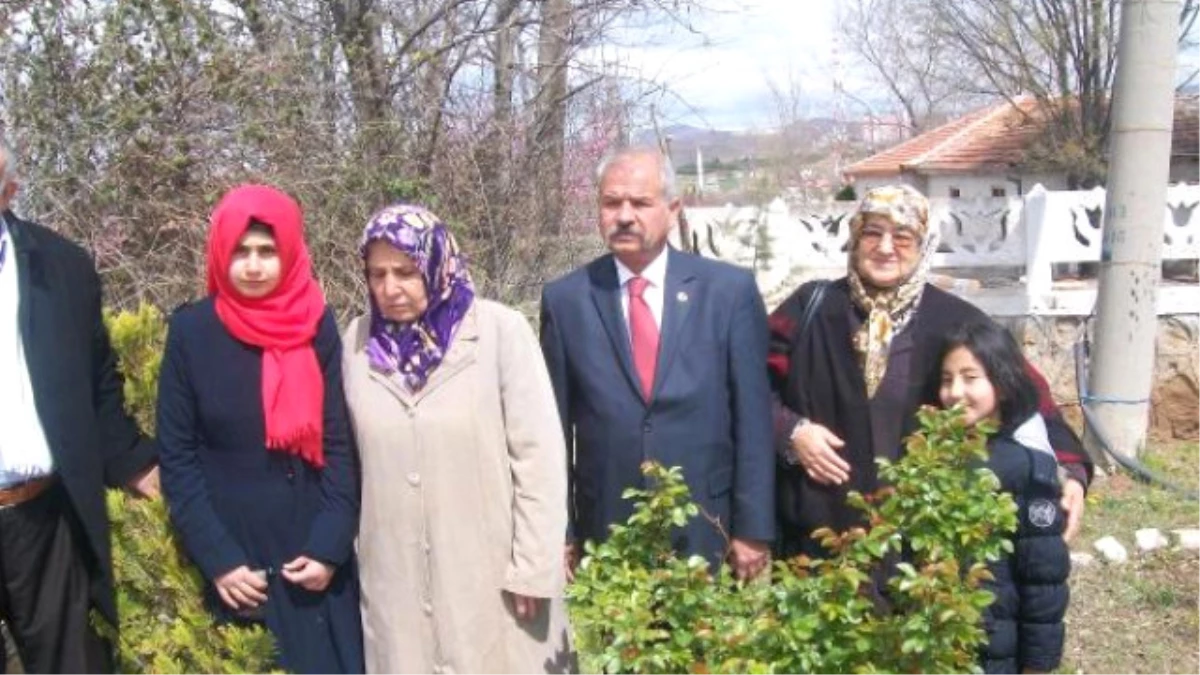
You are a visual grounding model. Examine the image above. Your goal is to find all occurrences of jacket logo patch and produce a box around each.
[1028,499,1057,529]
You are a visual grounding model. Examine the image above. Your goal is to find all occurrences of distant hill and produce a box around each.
[632,119,853,173]
[632,125,756,168]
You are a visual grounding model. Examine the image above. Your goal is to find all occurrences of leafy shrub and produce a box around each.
[834,184,858,201]
[98,305,279,673]
[104,304,168,435]
[567,406,1018,674]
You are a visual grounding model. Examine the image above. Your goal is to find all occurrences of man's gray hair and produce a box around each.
[0,138,16,190]
[595,145,678,201]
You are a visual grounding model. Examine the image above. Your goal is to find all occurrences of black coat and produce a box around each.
[768,279,989,556]
[5,212,157,625]
[979,435,1070,674]
[156,298,363,674]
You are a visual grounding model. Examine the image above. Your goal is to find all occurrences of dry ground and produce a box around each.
[1060,440,1200,674]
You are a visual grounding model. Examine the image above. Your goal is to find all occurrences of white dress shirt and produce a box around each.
[614,248,668,334]
[0,215,56,486]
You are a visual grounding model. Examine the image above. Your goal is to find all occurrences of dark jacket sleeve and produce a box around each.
[1013,450,1071,672]
[766,283,808,406]
[1025,362,1093,490]
[156,312,247,581]
[84,262,157,487]
[302,311,361,566]
[539,286,576,541]
[766,282,820,461]
[727,271,775,542]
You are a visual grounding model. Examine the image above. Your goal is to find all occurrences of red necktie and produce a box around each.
[627,276,659,399]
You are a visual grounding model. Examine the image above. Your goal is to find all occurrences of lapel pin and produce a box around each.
[677,291,689,303]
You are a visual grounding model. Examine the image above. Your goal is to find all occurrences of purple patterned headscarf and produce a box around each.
[360,204,475,390]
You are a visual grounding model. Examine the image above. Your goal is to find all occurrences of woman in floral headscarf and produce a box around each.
[341,204,572,674]
[765,185,1092,558]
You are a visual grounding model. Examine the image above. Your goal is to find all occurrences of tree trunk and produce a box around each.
[328,0,390,151]
[534,0,570,237]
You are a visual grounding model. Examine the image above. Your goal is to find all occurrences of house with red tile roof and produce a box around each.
[843,95,1199,200]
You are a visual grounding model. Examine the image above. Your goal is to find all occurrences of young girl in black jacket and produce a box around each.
[934,321,1071,674]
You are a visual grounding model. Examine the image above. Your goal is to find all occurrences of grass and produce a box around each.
[1059,440,1200,674]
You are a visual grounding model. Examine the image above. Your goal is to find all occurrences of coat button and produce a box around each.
[286,468,296,481]
[423,602,434,615]
[407,472,421,486]
[642,420,652,433]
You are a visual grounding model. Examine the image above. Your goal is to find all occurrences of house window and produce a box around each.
[992,187,1007,197]
[948,187,961,198]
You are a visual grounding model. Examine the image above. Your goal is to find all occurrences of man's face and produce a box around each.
[597,153,680,273]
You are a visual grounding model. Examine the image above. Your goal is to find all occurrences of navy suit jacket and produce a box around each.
[539,249,774,566]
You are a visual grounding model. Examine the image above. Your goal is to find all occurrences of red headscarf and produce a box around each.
[205,184,327,468]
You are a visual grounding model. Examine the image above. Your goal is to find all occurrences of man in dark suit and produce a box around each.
[0,139,158,672]
[540,147,774,580]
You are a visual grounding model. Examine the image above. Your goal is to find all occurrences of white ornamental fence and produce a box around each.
[678,184,1200,316]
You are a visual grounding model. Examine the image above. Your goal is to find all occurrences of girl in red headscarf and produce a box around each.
[156,185,364,673]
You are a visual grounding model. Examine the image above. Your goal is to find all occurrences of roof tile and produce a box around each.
[845,95,1198,177]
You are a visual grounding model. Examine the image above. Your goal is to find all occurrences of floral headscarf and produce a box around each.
[846,184,939,398]
[360,204,475,390]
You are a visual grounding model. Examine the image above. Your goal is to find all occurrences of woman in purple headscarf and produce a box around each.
[340,204,572,673]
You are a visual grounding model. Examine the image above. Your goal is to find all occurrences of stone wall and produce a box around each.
[1004,315,1199,442]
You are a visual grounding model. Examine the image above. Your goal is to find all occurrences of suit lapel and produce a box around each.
[8,215,46,384]
[6,211,38,348]
[7,215,68,456]
[652,249,696,400]
[587,257,643,401]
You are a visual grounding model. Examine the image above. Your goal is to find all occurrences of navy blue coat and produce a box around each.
[980,435,1070,674]
[156,298,364,674]
[539,250,775,567]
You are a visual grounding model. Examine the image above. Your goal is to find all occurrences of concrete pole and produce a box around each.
[1088,0,1180,459]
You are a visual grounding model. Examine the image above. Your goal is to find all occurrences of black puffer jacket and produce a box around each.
[979,435,1071,674]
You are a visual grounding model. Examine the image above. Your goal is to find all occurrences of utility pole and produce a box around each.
[1088,0,1180,459]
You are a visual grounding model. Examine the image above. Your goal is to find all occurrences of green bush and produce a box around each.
[105,305,167,435]
[98,305,279,673]
[567,406,1017,674]
[834,184,858,201]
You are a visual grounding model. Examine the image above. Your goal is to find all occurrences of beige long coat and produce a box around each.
[343,300,573,674]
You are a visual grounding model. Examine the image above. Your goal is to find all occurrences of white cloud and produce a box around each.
[579,0,840,130]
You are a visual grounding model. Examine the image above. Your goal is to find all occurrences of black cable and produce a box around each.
[1073,336,1199,501]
